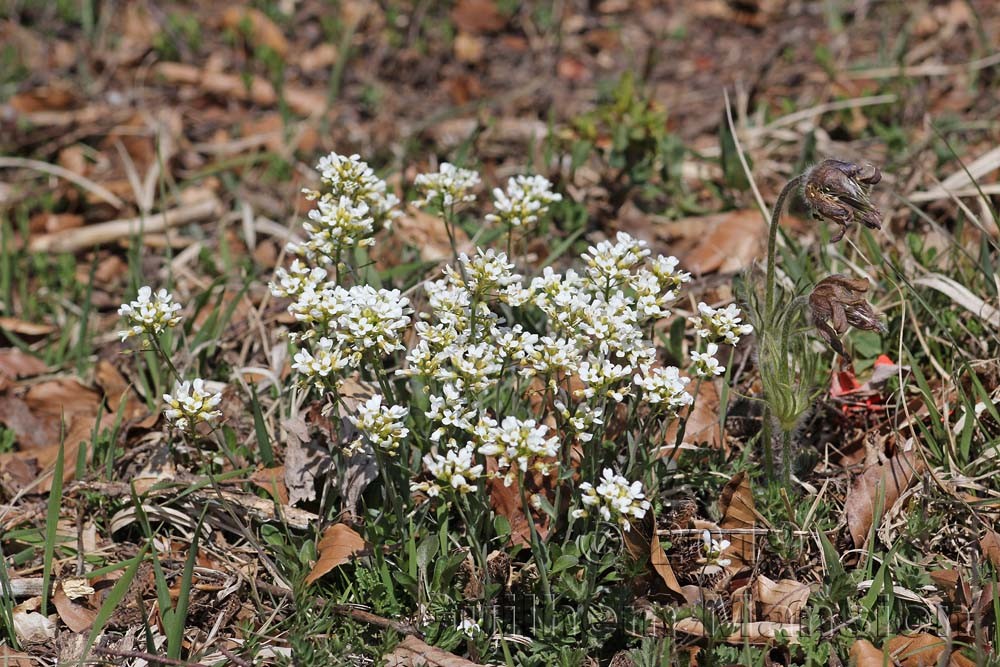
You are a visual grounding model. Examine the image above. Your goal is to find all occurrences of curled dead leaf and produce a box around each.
[718,471,755,570]
[385,635,485,666]
[751,575,810,624]
[221,7,289,57]
[305,524,366,585]
[844,448,925,548]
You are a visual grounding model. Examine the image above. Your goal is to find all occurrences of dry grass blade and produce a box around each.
[913,274,1000,329]
[0,156,125,209]
[28,192,221,253]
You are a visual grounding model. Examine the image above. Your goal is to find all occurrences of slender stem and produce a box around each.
[765,176,803,316]
[762,405,774,481]
[517,471,552,618]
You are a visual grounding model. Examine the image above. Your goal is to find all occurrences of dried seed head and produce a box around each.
[809,274,887,357]
[802,159,883,242]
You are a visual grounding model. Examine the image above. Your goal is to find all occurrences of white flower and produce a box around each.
[269,260,327,299]
[118,286,182,341]
[689,302,753,345]
[701,530,732,567]
[455,249,530,306]
[162,379,222,430]
[485,174,561,228]
[312,152,399,222]
[690,343,724,378]
[573,468,650,532]
[581,232,650,290]
[290,196,375,262]
[576,355,633,403]
[456,618,481,637]
[289,285,412,356]
[349,395,409,456]
[634,365,693,413]
[291,337,351,389]
[412,441,484,498]
[414,163,481,208]
[649,255,691,293]
[477,416,559,486]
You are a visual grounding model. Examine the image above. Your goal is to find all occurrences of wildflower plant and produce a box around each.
[266,150,756,643]
[749,158,887,486]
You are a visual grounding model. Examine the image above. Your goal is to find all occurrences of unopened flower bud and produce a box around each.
[802,159,883,242]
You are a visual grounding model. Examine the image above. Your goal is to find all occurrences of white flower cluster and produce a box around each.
[690,302,753,346]
[349,394,409,456]
[411,441,484,497]
[312,152,400,223]
[485,174,562,229]
[286,284,412,380]
[634,365,693,414]
[401,232,698,492]
[292,196,376,263]
[118,286,182,341]
[414,162,481,208]
[271,153,412,404]
[477,416,559,486]
[285,151,399,274]
[572,468,651,532]
[163,379,223,431]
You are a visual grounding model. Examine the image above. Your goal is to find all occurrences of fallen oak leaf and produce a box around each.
[220,7,289,57]
[52,580,97,633]
[980,528,1000,569]
[718,471,755,570]
[752,575,810,624]
[886,633,975,667]
[304,524,366,585]
[844,448,925,548]
[623,512,685,602]
[385,635,485,666]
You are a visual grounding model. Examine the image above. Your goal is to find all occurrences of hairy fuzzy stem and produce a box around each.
[765,175,804,316]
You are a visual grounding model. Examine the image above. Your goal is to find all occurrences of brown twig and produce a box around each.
[218,646,253,667]
[28,193,221,253]
[92,646,193,666]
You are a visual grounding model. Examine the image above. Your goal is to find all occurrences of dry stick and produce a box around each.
[218,646,253,667]
[253,579,425,638]
[0,156,125,210]
[29,194,222,253]
[92,646,193,666]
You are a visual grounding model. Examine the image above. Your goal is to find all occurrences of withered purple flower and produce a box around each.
[809,274,887,357]
[802,159,882,242]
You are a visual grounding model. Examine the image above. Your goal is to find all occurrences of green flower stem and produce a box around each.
[765,175,803,317]
[517,470,553,620]
[456,495,487,577]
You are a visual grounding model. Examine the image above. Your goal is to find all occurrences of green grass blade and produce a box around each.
[41,434,66,617]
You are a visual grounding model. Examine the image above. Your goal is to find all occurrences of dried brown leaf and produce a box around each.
[623,512,685,602]
[844,449,925,548]
[95,359,150,423]
[450,0,506,33]
[676,210,767,275]
[674,617,800,645]
[52,582,97,633]
[250,466,289,505]
[753,575,810,624]
[848,639,884,666]
[718,471,755,569]
[980,528,1000,569]
[221,7,289,57]
[662,378,720,451]
[886,633,975,667]
[0,349,48,380]
[385,635,485,666]
[305,524,366,585]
